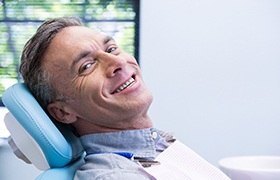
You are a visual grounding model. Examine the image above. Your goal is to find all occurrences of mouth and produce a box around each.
[112,75,135,94]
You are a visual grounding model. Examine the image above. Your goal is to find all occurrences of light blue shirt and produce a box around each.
[74,128,175,180]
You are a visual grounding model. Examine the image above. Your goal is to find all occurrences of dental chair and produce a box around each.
[2,83,85,180]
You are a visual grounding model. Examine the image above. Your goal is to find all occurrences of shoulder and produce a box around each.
[74,153,155,180]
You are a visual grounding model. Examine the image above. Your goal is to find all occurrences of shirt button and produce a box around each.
[151,131,158,139]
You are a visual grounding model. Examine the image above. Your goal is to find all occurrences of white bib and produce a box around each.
[144,141,230,180]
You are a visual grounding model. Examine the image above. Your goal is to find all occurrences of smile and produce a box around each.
[113,77,135,94]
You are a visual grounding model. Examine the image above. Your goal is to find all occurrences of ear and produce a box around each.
[47,101,78,124]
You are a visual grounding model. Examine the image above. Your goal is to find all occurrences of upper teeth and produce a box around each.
[114,77,135,93]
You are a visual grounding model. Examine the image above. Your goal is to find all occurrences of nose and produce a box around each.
[98,52,127,78]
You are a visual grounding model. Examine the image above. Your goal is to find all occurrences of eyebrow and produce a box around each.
[71,50,91,72]
[71,36,115,71]
[103,35,115,45]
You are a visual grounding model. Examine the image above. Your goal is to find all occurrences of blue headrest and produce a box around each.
[2,83,84,168]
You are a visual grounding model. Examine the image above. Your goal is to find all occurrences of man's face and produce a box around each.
[42,26,153,131]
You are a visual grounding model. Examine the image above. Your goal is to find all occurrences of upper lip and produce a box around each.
[111,74,136,94]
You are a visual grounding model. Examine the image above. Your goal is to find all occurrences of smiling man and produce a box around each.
[20,17,229,179]
[20,17,167,179]
[42,25,153,135]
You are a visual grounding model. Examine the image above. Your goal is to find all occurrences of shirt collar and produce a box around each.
[79,128,167,159]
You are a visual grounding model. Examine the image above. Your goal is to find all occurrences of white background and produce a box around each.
[141,0,280,166]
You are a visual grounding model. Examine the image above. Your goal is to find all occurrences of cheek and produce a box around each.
[69,76,104,102]
[68,93,110,122]
[69,77,87,98]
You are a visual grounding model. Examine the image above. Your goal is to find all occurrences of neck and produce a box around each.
[72,115,153,136]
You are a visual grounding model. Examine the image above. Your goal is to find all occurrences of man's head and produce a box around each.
[20,17,153,135]
[20,17,83,108]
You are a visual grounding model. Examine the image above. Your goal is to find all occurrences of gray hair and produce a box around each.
[20,17,83,108]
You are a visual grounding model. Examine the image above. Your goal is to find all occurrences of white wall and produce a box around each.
[140,0,280,166]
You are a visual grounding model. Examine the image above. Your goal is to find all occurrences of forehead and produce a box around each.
[44,26,110,62]
[41,26,108,75]
[56,26,106,44]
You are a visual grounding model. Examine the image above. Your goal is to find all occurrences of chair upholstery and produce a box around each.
[2,83,84,179]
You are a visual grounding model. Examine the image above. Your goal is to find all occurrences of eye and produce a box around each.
[79,62,94,74]
[83,63,92,70]
[107,46,117,53]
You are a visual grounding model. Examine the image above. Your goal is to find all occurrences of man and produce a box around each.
[20,17,229,179]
